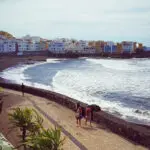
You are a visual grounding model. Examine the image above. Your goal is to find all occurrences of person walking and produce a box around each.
[0,100,3,114]
[75,103,83,127]
[85,105,92,126]
[21,83,25,96]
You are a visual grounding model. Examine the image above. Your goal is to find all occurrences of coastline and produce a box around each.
[0,56,150,149]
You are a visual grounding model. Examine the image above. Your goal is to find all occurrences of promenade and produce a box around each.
[0,88,147,150]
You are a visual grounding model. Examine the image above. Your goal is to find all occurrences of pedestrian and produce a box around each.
[21,83,25,96]
[85,105,92,126]
[0,101,3,114]
[75,102,83,127]
[85,104,101,126]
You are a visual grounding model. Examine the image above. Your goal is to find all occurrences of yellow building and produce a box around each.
[88,41,95,47]
[117,43,122,54]
[96,41,105,52]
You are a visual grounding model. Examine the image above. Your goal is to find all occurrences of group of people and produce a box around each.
[75,102,93,127]
[21,83,99,128]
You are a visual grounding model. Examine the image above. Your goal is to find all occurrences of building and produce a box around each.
[95,41,106,53]
[121,41,136,53]
[117,43,122,54]
[88,41,95,47]
[49,41,65,53]
[2,39,16,53]
[0,40,4,52]
[35,42,40,51]
[144,46,150,51]
[104,41,116,53]
[39,41,48,51]
[83,47,96,54]
[17,40,29,51]
[22,35,41,42]
[138,43,143,50]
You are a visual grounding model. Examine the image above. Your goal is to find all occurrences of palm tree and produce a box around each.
[26,127,65,150]
[9,107,43,149]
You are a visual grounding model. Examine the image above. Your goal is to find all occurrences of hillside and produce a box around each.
[0,31,14,39]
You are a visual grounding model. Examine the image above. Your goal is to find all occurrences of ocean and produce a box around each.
[1,58,150,125]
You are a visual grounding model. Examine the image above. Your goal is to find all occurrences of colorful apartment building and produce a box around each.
[117,43,122,54]
[104,41,117,53]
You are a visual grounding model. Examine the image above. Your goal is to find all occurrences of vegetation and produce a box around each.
[0,31,14,39]
[26,128,65,150]
[9,107,64,150]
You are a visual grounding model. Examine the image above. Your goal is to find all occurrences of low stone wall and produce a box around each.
[0,82,150,148]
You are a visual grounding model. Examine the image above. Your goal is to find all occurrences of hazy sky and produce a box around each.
[0,0,150,45]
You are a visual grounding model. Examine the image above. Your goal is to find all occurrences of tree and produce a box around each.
[9,107,43,149]
[26,127,65,150]
[9,107,65,150]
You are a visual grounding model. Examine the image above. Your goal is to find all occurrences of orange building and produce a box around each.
[138,43,143,49]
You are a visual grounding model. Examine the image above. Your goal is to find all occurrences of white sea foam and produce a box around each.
[1,58,150,125]
[0,59,59,84]
[87,58,144,71]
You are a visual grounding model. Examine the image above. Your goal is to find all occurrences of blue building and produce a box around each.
[0,43,4,52]
[104,45,117,53]
[144,46,150,51]
[112,45,117,53]
[104,45,111,53]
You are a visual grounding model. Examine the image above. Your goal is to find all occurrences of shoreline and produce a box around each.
[0,56,150,148]
[0,56,150,126]
[1,50,150,59]
[0,82,150,149]
[0,89,147,150]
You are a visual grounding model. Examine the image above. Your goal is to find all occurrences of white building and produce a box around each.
[82,47,96,54]
[0,36,16,53]
[17,40,29,51]
[34,42,40,51]
[22,35,41,42]
[49,41,65,53]
[0,40,4,52]
[64,40,88,53]
[1,39,16,53]
[28,42,35,51]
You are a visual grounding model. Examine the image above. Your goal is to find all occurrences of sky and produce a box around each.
[0,0,150,45]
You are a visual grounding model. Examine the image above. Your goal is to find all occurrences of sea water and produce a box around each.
[1,58,150,125]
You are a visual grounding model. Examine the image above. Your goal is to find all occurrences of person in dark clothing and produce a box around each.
[0,100,3,114]
[21,83,25,96]
[85,104,101,126]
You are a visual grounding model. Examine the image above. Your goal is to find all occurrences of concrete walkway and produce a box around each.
[3,89,148,150]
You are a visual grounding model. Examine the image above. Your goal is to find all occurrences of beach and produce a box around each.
[0,56,150,150]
